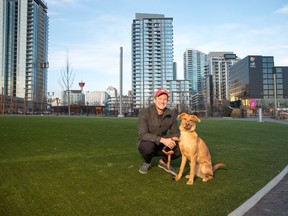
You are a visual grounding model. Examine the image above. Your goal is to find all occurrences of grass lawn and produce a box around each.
[0,116,287,216]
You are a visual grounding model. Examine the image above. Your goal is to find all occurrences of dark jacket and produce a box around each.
[137,104,180,145]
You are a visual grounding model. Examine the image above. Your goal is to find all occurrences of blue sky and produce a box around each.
[45,0,288,97]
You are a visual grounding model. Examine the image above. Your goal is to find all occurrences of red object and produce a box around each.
[79,81,85,88]
[154,89,169,98]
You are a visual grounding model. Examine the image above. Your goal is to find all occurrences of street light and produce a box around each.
[48,92,54,114]
[272,67,277,118]
[56,98,60,116]
[86,101,89,116]
[23,88,27,115]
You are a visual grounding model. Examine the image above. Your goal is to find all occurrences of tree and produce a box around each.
[59,51,75,116]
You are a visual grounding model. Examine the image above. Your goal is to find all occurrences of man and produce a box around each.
[137,89,181,175]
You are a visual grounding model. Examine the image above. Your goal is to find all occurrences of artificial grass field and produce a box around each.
[0,116,287,216]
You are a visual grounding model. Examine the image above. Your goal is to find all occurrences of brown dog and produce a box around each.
[175,113,225,185]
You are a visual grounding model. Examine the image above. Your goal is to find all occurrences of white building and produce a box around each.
[204,52,240,116]
[106,86,118,98]
[61,90,85,106]
[86,91,109,106]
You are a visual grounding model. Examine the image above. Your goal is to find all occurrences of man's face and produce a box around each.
[154,94,168,111]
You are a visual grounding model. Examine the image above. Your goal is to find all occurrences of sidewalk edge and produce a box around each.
[228,165,288,216]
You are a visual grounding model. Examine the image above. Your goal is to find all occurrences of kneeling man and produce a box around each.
[136,89,181,176]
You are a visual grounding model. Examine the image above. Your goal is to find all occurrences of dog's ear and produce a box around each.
[192,115,201,123]
[177,113,186,119]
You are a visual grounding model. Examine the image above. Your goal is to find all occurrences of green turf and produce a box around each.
[0,116,287,216]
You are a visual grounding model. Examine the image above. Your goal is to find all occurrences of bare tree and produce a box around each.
[59,51,75,116]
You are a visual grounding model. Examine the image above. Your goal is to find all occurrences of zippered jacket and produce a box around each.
[137,104,180,145]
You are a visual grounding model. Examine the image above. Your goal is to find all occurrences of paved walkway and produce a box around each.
[228,166,288,216]
[227,117,288,216]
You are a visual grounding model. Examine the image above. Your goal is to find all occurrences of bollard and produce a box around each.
[258,108,263,122]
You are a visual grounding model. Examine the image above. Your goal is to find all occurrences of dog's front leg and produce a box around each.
[186,155,197,185]
[175,156,187,181]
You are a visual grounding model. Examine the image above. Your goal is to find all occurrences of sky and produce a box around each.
[45,0,288,98]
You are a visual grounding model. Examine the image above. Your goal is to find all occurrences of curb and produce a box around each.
[228,165,288,216]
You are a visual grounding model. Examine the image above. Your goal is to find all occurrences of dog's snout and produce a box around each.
[184,122,192,130]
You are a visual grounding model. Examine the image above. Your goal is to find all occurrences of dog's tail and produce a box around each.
[213,163,226,172]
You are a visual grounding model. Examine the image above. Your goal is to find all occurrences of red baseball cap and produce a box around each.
[154,89,169,98]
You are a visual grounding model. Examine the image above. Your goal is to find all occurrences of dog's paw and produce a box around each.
[186,180,194,185]
[174,175,181,181]
[202,176,213,182]
[185,175,190,179]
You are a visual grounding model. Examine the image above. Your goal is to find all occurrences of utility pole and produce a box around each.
[273,67,277,118]
[118,47,124,117]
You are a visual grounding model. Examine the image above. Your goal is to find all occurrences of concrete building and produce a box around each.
[107,95,133,117]
[105,86,133,116]
[183,49,207,94]
[106,86,118,98]
[166,80,192,114]
[61,90,85,106]
[131,13,174,111]
[204,52,239,116]
[86,91,109,106]
[131,13,193,114]
[183,49,206,114]
[0,0,49,113]
[229,55,288,116]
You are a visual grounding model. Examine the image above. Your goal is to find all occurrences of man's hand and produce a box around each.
[171,137,180,142]
[160,138,176,149]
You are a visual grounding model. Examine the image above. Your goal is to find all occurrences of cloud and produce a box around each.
[274,5,288,15]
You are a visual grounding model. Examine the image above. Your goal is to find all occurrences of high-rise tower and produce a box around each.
[0,0,49,112]
[131,13,174,111]
[204,52,239,116]
[183,49,207,94]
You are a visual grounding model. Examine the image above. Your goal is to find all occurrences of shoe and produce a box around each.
[139,163,151,174]
[158,160,177,176]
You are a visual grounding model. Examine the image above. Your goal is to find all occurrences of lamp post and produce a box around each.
[23,88,27,115]
[272,68,277,118]
[118,47,124,117]
[86,101,89,116]
[48,92,54,114]
[56,98,60,116]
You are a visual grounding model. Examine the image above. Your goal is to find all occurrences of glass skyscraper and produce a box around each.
[183,48,207,94]
[131,13,174,111]
[0,0,49,112]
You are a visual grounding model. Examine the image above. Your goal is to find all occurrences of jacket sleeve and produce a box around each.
[137,110,161,145]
